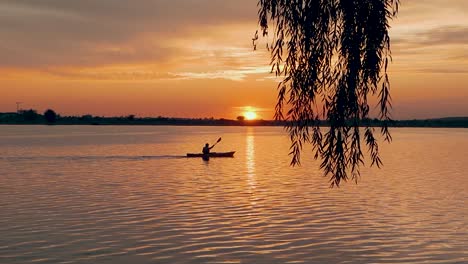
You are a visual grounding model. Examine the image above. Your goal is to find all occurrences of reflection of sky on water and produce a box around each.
[1,126,467,264]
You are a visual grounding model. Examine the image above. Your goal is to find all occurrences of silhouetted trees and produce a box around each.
[21,109,40,121]
[44,109,57,123]
[80,114,93,121]
[237,116,245,122]
[1,111,467,127]
[257,0,399,186]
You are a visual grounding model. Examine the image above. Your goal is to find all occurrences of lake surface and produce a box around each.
[0,125,467,264]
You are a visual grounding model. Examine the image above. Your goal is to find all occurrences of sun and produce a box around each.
[244,111,257,120]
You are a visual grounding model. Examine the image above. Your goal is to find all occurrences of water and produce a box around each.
[0,125,466,264]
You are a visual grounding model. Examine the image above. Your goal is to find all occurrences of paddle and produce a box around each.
[211,137,222,149]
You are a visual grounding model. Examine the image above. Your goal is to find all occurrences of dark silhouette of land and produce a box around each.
[0,109,467,128]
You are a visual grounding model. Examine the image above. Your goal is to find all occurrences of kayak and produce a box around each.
[186,151,235,158]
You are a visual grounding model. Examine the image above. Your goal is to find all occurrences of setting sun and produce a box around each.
[244,111,257,120]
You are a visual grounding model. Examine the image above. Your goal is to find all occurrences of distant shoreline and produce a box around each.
[1,112,468,128]
[2,123,468,128]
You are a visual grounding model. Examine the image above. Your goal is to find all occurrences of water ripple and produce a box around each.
[0,126,467,263]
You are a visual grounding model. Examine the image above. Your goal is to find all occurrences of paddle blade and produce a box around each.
[217,137,222,143]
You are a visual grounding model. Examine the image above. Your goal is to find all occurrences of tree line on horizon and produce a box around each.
[0,108,467,127]
[0,109,279,126]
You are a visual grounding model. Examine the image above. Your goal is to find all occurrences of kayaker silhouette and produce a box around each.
[202,143,214,160]
[186,138,235,159]
[202,138,221,161]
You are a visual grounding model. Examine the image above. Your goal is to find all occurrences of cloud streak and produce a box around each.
[394,26,468,47]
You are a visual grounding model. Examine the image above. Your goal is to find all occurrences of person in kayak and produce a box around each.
[202,143,215,160]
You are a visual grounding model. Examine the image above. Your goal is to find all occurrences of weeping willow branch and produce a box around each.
[257,0,399,187]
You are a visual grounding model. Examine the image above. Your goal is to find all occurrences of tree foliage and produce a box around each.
[22,109,40,121]
[44,109,57,123]
[256,0,399,186]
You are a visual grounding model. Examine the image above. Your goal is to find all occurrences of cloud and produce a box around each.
[41,67,177,81]
[391,25,468,74]
[414,67,468,74]
[2,0,468,79]
[394,26,468,47]
[419,26,468,45]
[0,0,258,69]
[391,0,468,60]
[171,66,271,81]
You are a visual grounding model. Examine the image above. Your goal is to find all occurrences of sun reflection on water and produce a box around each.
[246,129,256,205]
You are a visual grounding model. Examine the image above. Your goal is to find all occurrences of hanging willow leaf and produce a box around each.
[257,0,399,187]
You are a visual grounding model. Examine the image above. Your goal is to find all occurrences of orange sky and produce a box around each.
[0,0,467,119]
